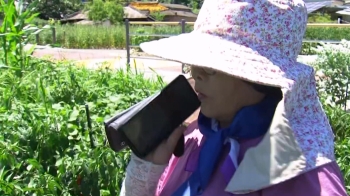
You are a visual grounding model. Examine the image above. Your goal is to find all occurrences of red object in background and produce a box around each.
[77,174,83,196]
[77,175,82,185]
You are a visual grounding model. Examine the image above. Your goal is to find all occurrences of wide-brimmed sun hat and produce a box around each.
[141,0,335,194]
[142,0,308,87]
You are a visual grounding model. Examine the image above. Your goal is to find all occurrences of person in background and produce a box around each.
[119,0,348,195]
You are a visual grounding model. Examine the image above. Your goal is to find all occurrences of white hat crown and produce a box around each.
[194,0,308,60]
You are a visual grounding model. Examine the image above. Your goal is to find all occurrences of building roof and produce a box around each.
[331,0,346,6]
[62,11,88,21]
[160,3,192,11]
[305,1,332,13]
[124,6,149,19]
[61,7,150,22]
[160,10,197,18]
[336,7,350,15]
[75,19,95,25]
[129,1,168,12]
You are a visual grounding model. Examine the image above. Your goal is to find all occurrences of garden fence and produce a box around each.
[34,22,57,45]
[125,19,187,73]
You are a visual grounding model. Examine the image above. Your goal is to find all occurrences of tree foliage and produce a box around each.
[87,0,124,24]
[105,1,124,24]
[157,0,204,13]
[87,0,107,22]
[308,13,333,23]
[30,0,203,21]
[26,0,83,19]
[150,11,165,21]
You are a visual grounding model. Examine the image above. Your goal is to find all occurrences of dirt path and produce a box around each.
[33,48,158,60]
[33,48,188,83]
[33,48,127,61]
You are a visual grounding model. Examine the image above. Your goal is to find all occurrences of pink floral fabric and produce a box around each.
[195,0,307,60]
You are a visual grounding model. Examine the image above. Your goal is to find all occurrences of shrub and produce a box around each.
[86,0,124,25]
[104,2,124,25]
[150,11,166,21]
[321,101,350,193]
[314,40,350,109]
[87,0,108,22]
[308,13,334,23]
[0,1,164,195]
[313,40,350,193]
[0,58,163,196]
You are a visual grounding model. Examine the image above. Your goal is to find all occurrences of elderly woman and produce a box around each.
[120,0,347,195]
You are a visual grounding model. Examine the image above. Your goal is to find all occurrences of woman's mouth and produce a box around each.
[197,92,207,100]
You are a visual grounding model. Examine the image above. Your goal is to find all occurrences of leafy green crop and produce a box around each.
[0,1,164,195]
[314,40,350,194]
[0,48,164,196]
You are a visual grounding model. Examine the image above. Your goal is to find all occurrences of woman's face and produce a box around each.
[191,66,265,126]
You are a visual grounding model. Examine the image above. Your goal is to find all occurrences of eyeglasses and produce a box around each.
[190,66,217,76]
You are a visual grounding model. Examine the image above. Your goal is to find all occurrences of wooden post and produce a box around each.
[180,19,186,74]
[35,22,40,44]
[63,31,66,45]
[125,19,131,66]
[52,27,56,44]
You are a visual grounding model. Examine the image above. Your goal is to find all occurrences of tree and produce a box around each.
[150,11,165,21]
[87,0,124,24]
[105,1,124,24]
[190,0,199,14]
[87,0,107,22]
[25,0,83,19]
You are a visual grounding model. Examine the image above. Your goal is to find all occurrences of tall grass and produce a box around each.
[31,23,350,54]
[31,24,192,48]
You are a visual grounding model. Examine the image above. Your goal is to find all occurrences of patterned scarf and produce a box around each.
[172,95,280,196]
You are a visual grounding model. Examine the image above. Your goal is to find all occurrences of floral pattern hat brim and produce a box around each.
[142,0,309,87]
[140,0,335,193]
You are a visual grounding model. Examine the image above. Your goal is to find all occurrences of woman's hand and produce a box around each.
[143,125,187,165]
